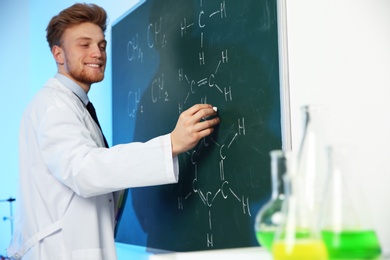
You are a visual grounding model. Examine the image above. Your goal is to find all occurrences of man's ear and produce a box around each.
[52,45,64,65]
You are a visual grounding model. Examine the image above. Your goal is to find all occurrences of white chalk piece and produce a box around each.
[213,107,218,112]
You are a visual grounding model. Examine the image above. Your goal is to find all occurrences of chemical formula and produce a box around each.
[112,0,282,251]
[126,0,252,248]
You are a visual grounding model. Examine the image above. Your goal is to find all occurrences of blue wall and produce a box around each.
[0,0,140,256]
[0,1,29,255]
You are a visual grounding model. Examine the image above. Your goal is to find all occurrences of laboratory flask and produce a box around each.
[296,105,329,228]
[320,146,382,259]
[272,172,328,260]
[254,150,287,251]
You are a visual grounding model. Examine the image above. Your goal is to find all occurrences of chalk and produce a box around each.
[201,107,218,121]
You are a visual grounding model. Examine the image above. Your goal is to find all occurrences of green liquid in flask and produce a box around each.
[256,230,275,251]
[321,229,382,259]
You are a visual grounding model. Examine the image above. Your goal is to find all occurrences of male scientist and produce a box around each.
[7,3,219,259]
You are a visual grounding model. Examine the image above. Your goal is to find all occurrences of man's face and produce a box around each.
[54,22,107,92]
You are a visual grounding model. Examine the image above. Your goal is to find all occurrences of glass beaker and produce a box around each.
[296,105,329,228]
[320,146,382,259]
[254,150,287,251]
[272,172,328,260]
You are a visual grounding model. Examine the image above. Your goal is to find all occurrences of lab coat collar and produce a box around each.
[55,73,89,106]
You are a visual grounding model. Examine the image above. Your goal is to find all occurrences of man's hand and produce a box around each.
[170,104,220,157]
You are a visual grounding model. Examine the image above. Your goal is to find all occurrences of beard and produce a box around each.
[69,66,105,85]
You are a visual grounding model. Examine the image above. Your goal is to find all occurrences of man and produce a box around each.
[7,3,219,259]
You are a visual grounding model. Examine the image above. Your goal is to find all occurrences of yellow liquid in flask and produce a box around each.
[272,239,328,260]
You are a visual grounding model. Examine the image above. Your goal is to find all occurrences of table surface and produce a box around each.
[149,247,272,260]
[116,243,390,260]
[115,243,272,260]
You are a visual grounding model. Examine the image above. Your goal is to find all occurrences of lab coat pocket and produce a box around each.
[72,248,104,260]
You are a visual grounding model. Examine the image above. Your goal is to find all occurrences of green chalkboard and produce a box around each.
[112,0,284,252]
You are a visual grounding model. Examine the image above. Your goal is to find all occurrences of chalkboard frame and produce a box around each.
[111,0,291,252]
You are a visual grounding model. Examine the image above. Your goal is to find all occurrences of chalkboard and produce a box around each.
[112,0,287,252]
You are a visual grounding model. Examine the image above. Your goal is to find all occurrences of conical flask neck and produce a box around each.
[270,150,286,200]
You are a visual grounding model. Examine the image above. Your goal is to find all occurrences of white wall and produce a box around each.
[287,0,390,254]
[1,0,389,257]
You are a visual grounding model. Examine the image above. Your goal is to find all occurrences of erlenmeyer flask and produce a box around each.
[296,105,329,227]
[321,146,382,259]
[254,150,287,251]
[272,171,328,260]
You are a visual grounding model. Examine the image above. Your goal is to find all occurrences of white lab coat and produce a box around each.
[7,78,179,260]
